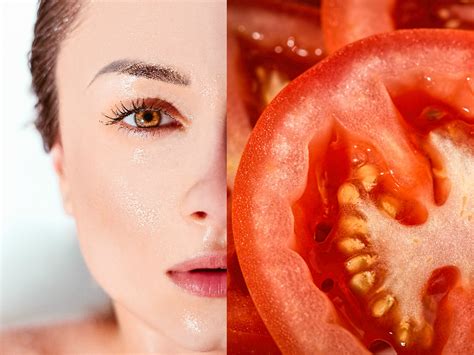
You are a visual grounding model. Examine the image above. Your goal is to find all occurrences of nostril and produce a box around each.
[192,211,207,220]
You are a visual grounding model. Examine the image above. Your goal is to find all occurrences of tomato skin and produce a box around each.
[232,29,474,354]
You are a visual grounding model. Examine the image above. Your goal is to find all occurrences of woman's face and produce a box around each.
[54,1,226,352]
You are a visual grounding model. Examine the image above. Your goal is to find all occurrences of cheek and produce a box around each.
[62,128,191,291]
[65,137,227,349]
[69,141,173,239]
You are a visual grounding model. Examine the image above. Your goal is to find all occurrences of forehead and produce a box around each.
[63,0,225,88]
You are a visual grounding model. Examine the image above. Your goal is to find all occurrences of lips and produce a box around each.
[167,253,227,297]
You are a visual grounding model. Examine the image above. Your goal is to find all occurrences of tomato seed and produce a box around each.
[337,183,360,205]
[371,294,395,318]
[338,237,366,254]
[345,254,376,274]
[355,164,378,191]
[349,271,375,294]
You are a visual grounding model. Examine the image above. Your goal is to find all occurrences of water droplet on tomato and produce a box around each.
[251,31,263,41]
[350,145,367,168]
[467,76,474,95]
[287,36,295,48]
[297,48,308,57]
[423,75,433,85]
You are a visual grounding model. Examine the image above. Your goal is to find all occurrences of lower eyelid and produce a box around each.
[115,119,184,137]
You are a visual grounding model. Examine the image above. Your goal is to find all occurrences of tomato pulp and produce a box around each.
[233,30,474,354]
[227,1,326,353]
[228,0,326,186]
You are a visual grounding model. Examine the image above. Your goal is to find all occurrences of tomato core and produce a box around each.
[292,73,474,354]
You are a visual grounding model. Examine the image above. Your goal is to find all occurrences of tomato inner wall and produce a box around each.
[393,0,474,30]
[291,88,472,353]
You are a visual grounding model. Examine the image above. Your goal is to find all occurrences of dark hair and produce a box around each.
[29,0,82,152]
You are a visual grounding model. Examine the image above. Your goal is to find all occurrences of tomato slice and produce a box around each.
[322,0,474,53]
[227,1,326,352]
[232,29,474,354]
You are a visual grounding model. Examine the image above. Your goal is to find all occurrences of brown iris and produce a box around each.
[135,110,161,128]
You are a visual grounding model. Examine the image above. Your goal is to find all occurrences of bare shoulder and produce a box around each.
[1,314,117,354]
[1,327,45,355]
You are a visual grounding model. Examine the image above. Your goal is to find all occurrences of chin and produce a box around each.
[181,336,226,353]
[146,295,227,353]
[176,312,226,352]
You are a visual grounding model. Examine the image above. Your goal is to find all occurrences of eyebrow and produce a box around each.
[88,59,191,87]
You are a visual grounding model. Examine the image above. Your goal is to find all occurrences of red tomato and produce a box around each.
[322,0,474,53]
[233,29,474,354]
[227,1,326,353]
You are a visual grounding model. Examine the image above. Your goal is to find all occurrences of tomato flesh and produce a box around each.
[229,0,325,126]
[227,0,326,187]
[228,1,326,352]
[394,0,474,30]
[294,74,473,353]
[233,30,474,354]
[322,0,474,53]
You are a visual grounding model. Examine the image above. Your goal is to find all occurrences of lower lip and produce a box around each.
[168,270,227,297]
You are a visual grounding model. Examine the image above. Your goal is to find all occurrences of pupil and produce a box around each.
[144,112,154,122]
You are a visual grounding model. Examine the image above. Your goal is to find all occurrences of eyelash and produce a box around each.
[102,98,184,136]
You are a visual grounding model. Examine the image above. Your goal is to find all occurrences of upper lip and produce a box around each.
[168,252,227,272]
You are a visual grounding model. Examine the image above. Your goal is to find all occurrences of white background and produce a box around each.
[0,0,108,328]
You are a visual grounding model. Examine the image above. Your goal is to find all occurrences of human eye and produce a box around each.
[102,98,186,135]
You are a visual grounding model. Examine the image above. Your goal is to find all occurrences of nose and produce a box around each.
[183,177,226,228]
[180,128,226,241]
